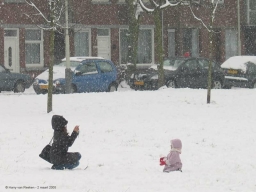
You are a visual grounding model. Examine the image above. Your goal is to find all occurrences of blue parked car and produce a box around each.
[33,57,118,94]
[0,64,32,93]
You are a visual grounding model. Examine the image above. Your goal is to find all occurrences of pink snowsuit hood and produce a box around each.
[163,139,182,172]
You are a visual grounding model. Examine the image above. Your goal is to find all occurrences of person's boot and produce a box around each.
[51,164,65,170]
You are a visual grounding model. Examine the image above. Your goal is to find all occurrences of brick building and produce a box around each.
[0,0,255,77]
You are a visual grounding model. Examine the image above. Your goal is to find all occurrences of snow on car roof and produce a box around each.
[62,56,104,62]
[221,56,256,72]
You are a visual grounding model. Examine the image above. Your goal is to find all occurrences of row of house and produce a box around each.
[0,0,255,77]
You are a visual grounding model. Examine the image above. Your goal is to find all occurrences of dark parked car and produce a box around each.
[130,57,225,90]
[221,56,256,88]
[0,65,32,93]
[33,57,118,94]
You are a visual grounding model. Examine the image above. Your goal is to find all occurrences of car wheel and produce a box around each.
[212,79,222,89]
[167,80,176,88]
[70,84,77,93]
[14,81,25,93]
[108,83,117,92]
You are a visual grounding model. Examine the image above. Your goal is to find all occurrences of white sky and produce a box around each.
[1,83,256,192]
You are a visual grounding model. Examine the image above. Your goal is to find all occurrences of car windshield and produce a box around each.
[163,58,184,68]
[56,61,81,68]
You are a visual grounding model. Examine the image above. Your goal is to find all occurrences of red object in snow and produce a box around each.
[183,52,190,58]
[160,157,166,166]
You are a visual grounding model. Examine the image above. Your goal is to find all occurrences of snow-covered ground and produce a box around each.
[1,82,256,192]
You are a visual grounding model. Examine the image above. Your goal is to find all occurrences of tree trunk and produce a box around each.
[207,6,214,104]
[47,9,55,113]
[126,0,140,75]
[154,8,164,88]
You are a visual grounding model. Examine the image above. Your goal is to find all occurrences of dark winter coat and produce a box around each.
[49,130,80,165]
[49,115,80,165]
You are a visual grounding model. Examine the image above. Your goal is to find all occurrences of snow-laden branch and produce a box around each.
[139,0,182,12]
[188,4,212,32]
[25,0,50,23]
[25,0,65,30]
[212,0,220,23]
[188,1,221,33]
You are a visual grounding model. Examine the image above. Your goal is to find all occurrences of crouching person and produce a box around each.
[160,139,182,173]
[50,115,81,170]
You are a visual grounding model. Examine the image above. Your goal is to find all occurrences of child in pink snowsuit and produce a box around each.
[161,139,182,172]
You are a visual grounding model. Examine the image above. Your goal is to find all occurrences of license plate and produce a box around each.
[40,85,48,90]
[227,69,238,74]
[134,81,144,86]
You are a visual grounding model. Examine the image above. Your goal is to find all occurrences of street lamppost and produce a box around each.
[65,0,72,93]
[237,0,241,55]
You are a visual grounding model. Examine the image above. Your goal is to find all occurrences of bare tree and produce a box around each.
[188,0,221,103]
[25,0,65,113]
[139,0,182,88]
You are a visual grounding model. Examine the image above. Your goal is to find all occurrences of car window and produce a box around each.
[198,59,216,69]
[76,62,98,75]
[163,59,183,68]
[247,62,256,73]
[184,59,199,70]
[57,61,81,68]
[98,61,113,73]
[0,65,5,72]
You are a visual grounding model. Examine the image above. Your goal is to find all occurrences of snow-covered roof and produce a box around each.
[62,56,104,62]
[221,56,256,72]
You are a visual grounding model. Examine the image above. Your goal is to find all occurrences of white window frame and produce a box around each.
[25,29,44,68]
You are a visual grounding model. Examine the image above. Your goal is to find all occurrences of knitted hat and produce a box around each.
[51,115,68,131]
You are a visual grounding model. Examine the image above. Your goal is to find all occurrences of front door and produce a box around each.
[97,29,110,60]
[4,29,19,73]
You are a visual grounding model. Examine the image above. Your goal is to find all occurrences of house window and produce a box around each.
[74,31,90,56]
[183,28,199,57]
[97,29,109,36]
[248,0,256,25]
[4,30,17,37]
[225,29,238,59]
[120,28,153,65]
[25,29,43,67]
[168,29,175,57]
[120,29,129,64]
